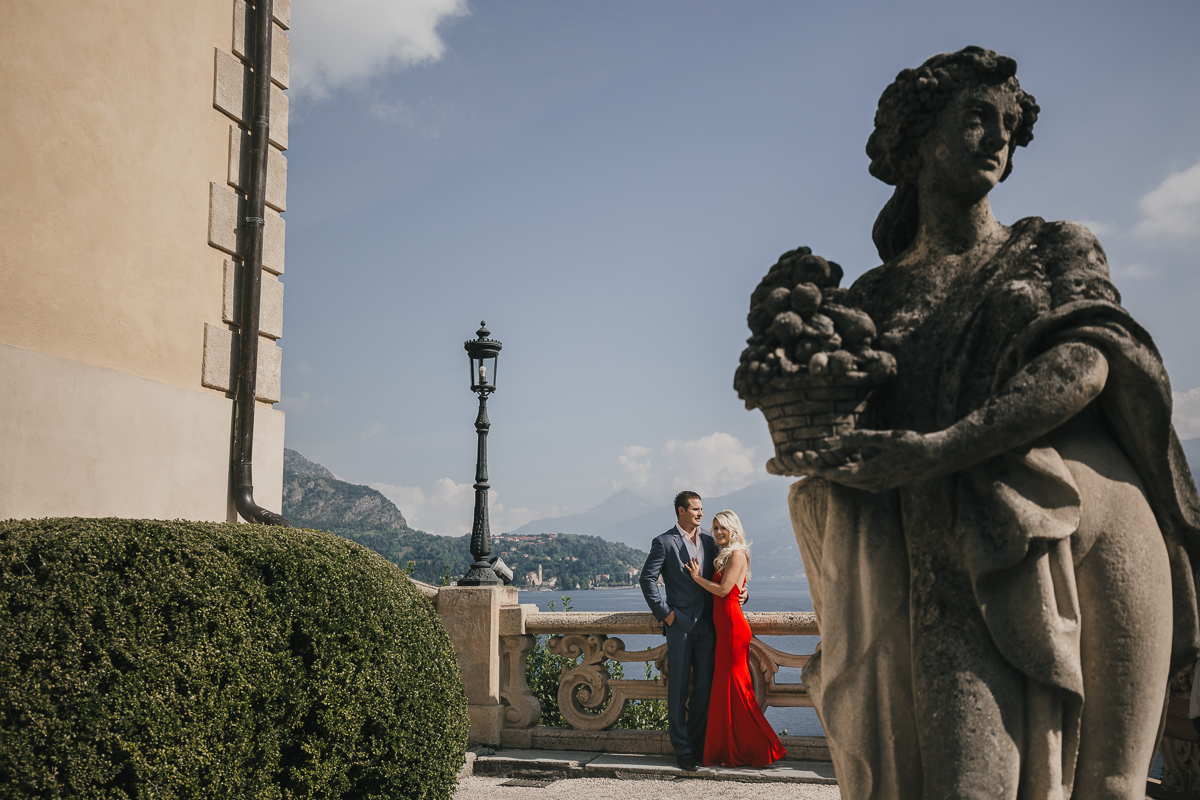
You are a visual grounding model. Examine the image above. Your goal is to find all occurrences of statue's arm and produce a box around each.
[812,341,1108,492]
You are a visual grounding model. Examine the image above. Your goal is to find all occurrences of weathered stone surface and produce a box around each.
[227,126,287,211]
[200,322,281,402]
[259,274,283,338]
[212,48,250,125]
[263,207,285,274]
[222,260,236,325]
[499,634,540,729]
[468,705,504,748]
[256,340,281,402]
[778,45,1200,800]
[493,726,831,761]
[222,260,283,339]
[207,182,241,256]
[474,749,836,783]
[499,604,537,636]
[438,586,523,744]
[524,610,817,636]
[233,2,289,88]
[213,47,287,151]
[585,753,837,783]
[271,27,289,89]
[269,84,288,151]
[201,322,236,393]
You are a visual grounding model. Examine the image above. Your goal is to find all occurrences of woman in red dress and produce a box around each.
[685,510,787,768]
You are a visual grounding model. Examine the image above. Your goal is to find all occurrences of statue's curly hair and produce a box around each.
[867,46,1041,261]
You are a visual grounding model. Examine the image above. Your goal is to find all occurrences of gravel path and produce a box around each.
[454,776,842,799]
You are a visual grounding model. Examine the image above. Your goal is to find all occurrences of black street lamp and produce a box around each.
[458,322,507,586]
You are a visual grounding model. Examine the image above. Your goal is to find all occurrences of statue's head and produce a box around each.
[868,46,1039,186]
[867,47,1041,260]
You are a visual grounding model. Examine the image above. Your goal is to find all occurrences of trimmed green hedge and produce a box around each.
[0,518,467,799]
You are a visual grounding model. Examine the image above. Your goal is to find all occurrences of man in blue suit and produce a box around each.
[640,490,743,771]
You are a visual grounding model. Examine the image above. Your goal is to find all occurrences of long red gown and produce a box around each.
[703,571,787,768]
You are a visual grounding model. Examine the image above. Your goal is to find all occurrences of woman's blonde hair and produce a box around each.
[712,509,751,578]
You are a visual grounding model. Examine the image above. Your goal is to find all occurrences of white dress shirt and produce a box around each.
[676,523,703,565]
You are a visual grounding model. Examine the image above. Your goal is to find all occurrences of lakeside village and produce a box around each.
[492,533,643,590]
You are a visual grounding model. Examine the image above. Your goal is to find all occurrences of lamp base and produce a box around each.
[458,561,503,586]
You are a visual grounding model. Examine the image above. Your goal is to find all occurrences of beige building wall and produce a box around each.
[0,0,290,522]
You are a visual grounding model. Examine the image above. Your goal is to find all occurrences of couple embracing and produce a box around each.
[639,490,786,771]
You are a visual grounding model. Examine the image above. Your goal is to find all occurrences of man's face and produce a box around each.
[676,499,703,532]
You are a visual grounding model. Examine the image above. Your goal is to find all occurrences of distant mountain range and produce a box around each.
[507,479,803,577]
[281,450,649,587]
[283,449,410,533]
[507,489,656,538]
[281,440,1200,584]
[501,438,1200,580]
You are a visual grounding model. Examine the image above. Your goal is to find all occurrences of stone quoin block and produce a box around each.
[213,48,288,151]
[227,126,287,211]
[269,84,288,150]
[201,323,236,392]
[256,339,282,403]
[207,182,242,256]
[222,260,236,324]
[213,48,251,125]
[259,273,284,339]
[273,0,290,30]
[223,260,284,340]
[233,1,290,89]
[262,208,285,274]
[271,25,290,88]
[210,185,284,274]
[201,323,282,402]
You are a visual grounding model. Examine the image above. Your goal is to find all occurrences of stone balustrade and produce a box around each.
[425,581,827,758]
[515,611,817,732]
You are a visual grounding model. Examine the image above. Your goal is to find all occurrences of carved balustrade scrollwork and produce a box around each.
[545,633,670,731]
[498,610,819,733]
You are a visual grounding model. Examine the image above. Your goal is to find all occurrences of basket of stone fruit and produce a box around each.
[733,247,896,476]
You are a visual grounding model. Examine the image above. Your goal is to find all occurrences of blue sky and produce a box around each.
[281,0,1200,535]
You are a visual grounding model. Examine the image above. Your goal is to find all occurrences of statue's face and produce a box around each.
[917,84,1021,201]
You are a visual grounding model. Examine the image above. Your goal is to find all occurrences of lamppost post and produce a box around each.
[458,322,504,586]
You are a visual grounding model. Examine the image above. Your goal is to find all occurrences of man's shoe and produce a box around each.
[677,753,698,772]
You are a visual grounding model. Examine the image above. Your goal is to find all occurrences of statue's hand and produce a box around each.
[802,428,946,492]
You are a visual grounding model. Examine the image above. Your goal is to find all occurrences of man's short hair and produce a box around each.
[674,491,701,516]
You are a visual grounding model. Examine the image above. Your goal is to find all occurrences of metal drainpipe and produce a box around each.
[232,0,291,526]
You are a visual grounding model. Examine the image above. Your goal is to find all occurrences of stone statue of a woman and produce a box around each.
[791,46,1200,799]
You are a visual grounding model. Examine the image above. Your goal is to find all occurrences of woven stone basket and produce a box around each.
[750,372,874,476]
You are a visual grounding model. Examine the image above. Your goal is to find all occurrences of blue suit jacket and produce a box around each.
[640,526,719,634]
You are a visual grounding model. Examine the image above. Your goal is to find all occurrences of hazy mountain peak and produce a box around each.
[282,450,408,532]
[505,489,656,537]
[284,449,336,480]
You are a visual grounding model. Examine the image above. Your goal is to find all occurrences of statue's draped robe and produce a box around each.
[792,218,1200,799]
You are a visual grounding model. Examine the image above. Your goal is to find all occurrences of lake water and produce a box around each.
[518,575,824,737]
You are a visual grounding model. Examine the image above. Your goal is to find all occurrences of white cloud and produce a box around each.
[1075,219,1114,238]
[1136,157,1200,239]
[1174,388,1200,440]
[290,0,468,97]
[614,432,759,502]
[372,477,541,537]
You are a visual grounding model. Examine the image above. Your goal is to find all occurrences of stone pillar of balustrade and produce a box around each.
[436,585,539,745]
